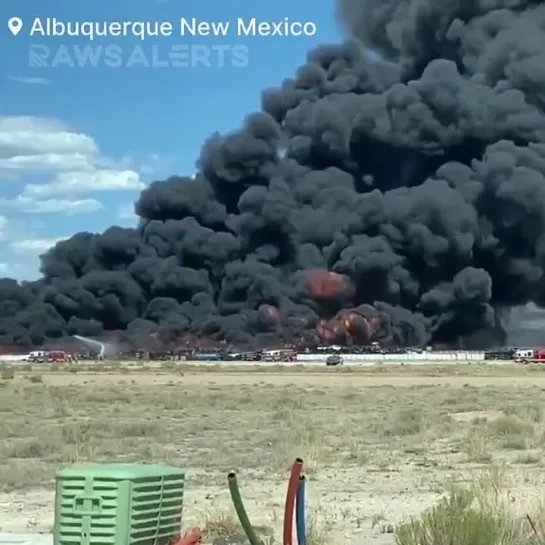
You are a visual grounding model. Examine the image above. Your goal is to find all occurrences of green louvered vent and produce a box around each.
[54,463,185,545]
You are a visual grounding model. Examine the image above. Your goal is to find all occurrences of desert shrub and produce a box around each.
[0,365,15,380]
[202,509,244,542]
[395,486,524,545]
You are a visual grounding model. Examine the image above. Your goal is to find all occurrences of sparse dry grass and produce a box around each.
[2,363,545,543]
[7,360,545,376]
[395,469,545,545]
[203,510,245,542]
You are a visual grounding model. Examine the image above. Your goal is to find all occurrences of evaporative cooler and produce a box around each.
[54,463,185,545]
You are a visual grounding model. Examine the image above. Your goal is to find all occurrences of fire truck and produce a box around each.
[531,349,545,363]
[48,350,72,363]
[513,348,545,363]
[262,349,297,362]
[28,350,72,363]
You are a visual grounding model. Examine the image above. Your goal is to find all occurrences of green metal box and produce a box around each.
[54,463,185,545]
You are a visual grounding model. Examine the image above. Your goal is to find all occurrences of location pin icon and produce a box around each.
[8,17,23,36]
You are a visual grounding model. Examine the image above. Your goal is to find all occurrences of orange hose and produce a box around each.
[172,527,202,545]
[283,458,304,545]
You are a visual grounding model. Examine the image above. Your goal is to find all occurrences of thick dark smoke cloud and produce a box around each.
[3,0,545,348]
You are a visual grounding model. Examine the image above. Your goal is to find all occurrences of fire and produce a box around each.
[315,307,382,345]
[306,270,354,300]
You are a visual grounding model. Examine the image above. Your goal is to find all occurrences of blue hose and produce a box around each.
[295,475,306,545]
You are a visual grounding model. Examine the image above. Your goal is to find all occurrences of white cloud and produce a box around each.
[0,152,93,172]
[10,237,66,254]
[0,115,144,214]
[0,116,97,157]
[22,169,142,199]
[0,215,69,279]
[8,75,51,85]
[5,196,103,215]
[0,116,159,279]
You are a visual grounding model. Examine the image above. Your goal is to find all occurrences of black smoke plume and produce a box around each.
[3,0,545,349]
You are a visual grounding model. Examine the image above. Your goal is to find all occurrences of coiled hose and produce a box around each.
[228,472,261,545]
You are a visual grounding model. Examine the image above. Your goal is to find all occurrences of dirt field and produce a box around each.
[2,363,545,544]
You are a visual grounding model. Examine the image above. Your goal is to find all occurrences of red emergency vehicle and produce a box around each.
[532,349,545,363]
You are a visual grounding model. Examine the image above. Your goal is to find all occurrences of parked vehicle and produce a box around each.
[48,350,72,363]
[27,350,48,363]
[192,350,222,361]
[531,349,545,363]
[27,350,72,363]
[326,354,343,366]
[514,348,534,363]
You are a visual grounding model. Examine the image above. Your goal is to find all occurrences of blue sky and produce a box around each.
[0,0,342,280]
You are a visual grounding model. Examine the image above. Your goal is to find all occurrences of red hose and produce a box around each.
[172,527,202,545]
[283,458,304,545]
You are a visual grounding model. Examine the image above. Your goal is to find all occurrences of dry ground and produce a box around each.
[2,362,545,544]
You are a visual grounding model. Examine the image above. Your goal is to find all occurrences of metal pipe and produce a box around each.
[283,458,303,545]
[227,472,261,545]
[295,475,306,545]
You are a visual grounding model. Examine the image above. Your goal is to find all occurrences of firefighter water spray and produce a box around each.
[73,335,106,358]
